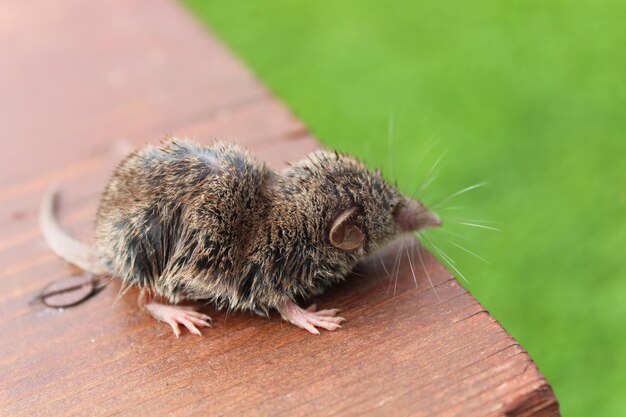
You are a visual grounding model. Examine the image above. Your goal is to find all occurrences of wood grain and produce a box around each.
[0,0,559,416]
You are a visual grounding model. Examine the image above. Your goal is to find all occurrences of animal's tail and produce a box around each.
[39,187,109,275]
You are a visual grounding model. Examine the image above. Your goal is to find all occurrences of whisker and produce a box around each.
[416,241,440,300]
[393,239,405,297]
[448,240,492,265]
[379,254,392,280]
[421,232,457,266]
[112,284,128,309]
[443,257,471,284]
[438,249,457,266]
[387,238,404,295]
[425,149,448,179]
[414,173,439,198]
[405,244,418,288]
[402,137,441,190]
[421,233,471,284]
[431,182,487,209]
[413,149,448,198]
[445,218,503,225]
[387,111,395,180]
[456,221,502,232]
[415,137,441,169]
[429,228,478,244]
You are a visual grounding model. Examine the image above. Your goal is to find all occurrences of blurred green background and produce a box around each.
[183,1,625,415]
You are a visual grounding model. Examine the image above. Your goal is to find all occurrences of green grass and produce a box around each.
[183,1,626,415]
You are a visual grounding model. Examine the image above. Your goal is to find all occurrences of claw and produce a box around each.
[315,309,341,317]
[165,319,181,338]
[186,315,212,328]
[179,318,202,336]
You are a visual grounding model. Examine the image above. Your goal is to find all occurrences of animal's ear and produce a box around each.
[329,207,365,251]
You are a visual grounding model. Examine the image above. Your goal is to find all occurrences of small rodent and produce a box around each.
[40,138,441,336]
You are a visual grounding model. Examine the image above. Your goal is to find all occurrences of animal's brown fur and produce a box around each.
[94,138,436,315]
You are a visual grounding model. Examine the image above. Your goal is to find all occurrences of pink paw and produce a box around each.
[145,302,212,338]
[280,300,346,335]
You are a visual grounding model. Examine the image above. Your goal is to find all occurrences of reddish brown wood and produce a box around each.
[0,0,559,416]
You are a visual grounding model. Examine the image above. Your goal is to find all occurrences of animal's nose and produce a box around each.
[424,212,442,228]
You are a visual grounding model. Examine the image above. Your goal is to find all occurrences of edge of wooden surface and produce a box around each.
[0,0,560,415]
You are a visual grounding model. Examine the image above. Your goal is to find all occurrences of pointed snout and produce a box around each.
[394,199,442,232]
[422,211,442,228]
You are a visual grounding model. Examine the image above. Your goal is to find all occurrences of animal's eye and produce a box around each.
[391,201,404,216]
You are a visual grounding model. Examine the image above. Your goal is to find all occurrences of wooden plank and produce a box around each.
[0,0,560,416]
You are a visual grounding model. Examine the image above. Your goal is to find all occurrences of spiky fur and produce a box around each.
[95,139,412,314]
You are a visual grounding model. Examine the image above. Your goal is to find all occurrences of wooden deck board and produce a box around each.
[0,0,559,416]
